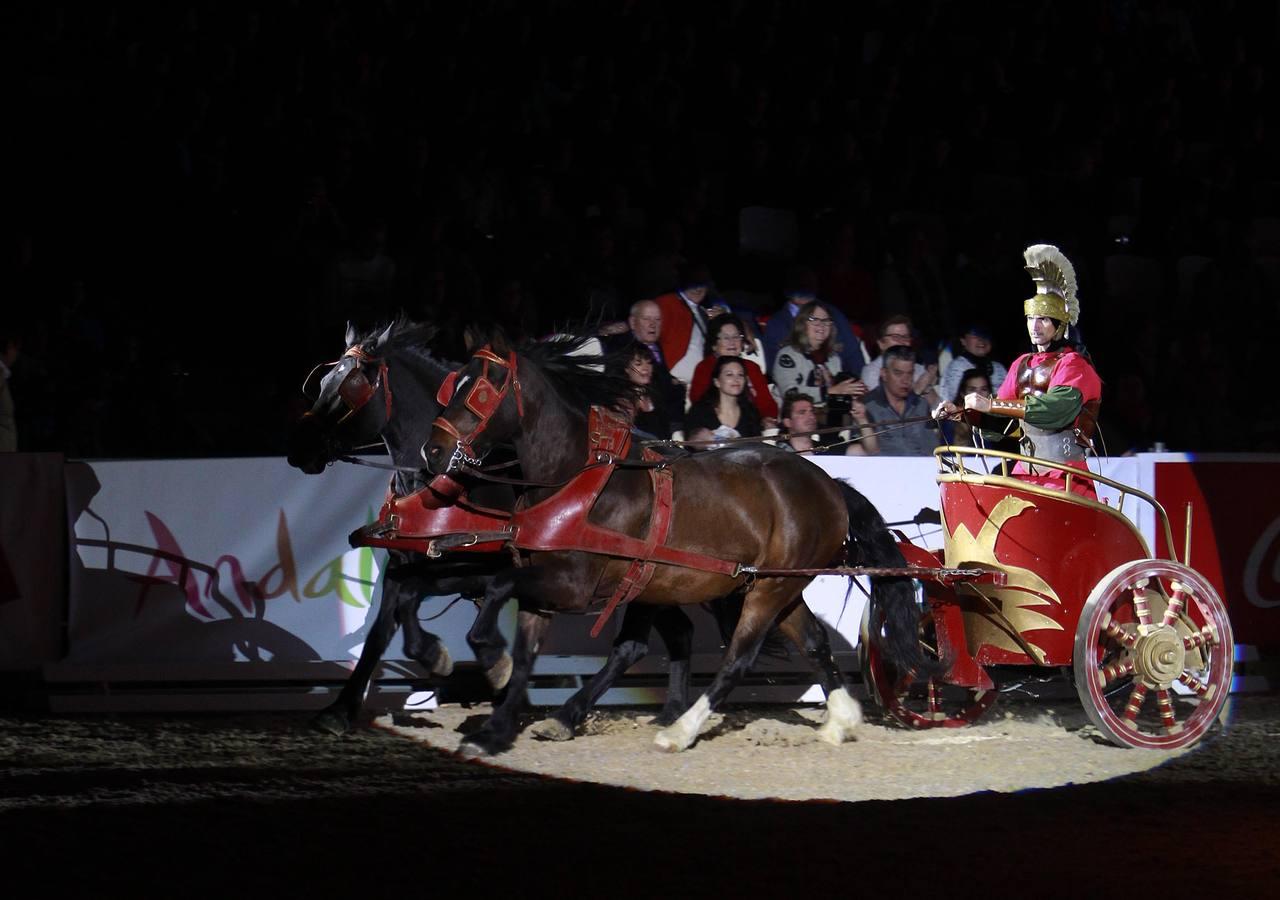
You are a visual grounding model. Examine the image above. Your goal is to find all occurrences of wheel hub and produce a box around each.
[1132,625,1185,687]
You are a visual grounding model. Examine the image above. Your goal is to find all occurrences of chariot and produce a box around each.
[861,446,1234,750]
[323,337,1233,752]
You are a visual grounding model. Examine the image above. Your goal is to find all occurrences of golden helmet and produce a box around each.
[1022,244,1080,338]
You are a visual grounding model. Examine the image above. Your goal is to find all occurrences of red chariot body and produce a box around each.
[863,446,1234,750]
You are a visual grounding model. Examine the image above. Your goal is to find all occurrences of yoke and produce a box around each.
[350,484,512,556]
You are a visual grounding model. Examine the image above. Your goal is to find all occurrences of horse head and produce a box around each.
[422,343,524,477]
[422,334,639,482]
[288,318,442,475]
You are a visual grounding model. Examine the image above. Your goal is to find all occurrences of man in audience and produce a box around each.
[776,390,823,454]
[609,299,687,431]
[860,314,940,406]
[654,263,728,386]
[861,346,940,456]
[776,390,878,456]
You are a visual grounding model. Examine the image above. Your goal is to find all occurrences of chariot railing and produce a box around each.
[933,445,1180,563]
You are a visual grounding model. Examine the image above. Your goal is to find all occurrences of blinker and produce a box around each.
[436,370,459,407]
[338,368,375,408]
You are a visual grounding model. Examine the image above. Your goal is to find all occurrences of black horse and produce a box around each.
[423,336,928,756]
[287,319,699,735]
[287,320,517,733]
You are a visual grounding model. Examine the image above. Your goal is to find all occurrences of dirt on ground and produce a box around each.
[380,699,1193,802]
[2,696,1278,895]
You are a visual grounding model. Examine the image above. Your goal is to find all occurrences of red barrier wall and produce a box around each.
[1155,458,1280,647]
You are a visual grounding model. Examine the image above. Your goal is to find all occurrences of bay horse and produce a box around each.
[422,337,927,754]
[287,319,699,735]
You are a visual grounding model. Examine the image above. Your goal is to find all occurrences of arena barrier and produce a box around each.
[1,452,1274,710]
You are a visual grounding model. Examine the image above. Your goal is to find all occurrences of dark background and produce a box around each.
[6,0,1278,457]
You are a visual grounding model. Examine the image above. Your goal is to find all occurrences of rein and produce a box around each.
[456,453,668,490]
[642,414,940,450]
[336,454,422,474]
[335,454,525,476]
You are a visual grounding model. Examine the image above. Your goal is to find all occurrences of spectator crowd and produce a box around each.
[5,0,1278,457]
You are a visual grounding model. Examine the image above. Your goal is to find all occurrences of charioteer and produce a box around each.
[934,243,1102,498]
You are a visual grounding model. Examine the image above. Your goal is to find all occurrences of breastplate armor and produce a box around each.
[1015,353,1064,399]
[1013,353,1099,462]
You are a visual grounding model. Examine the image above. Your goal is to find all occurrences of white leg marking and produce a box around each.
[485,652,512,690]
[653,694,711,752]
[817,687,862,746]
[433,646,455,678]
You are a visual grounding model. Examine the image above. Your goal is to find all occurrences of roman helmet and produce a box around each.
[1022,244,1080,341]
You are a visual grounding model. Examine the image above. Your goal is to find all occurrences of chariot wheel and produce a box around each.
[1074,559,1234,750]
[860,586,997,729]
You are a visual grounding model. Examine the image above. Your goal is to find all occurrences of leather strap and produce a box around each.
[988,397,1026,418]
[510,407,743,634]
[351,484,511,554]
[590,454,675,637]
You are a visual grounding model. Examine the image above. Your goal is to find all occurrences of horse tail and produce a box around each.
[836,479,937,678]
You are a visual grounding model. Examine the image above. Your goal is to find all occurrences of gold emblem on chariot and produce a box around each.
[943,496,1063,660]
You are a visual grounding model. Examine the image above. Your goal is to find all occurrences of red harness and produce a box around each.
[351,484,512,556]
[344,348,517,554]
[410,345,747,636]
[510,407,741,637]
[302,345,394,424]
[433,348,523,470]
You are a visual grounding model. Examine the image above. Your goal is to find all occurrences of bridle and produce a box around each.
[430,346,523,474]
[301,344,394,426]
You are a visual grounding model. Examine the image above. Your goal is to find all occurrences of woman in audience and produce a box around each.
[684,356,762,444]
[941,368,992,446]
[612,340,673,440]
[688,314,777,427]
[772,301,866,432]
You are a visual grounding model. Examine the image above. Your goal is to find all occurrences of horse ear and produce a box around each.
[344,320,358,347]
[376,320,396,348]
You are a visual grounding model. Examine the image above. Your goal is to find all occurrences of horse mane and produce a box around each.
[519,334,640,415]
[353,315,458,384]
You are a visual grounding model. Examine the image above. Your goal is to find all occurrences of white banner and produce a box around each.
[66,458,404,666]
[59,454,1145,677]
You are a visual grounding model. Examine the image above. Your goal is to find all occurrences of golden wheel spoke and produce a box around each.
[1161,584,1189,629]
[1155,688,1182,734]
[1123,682,1149,724]
[1103,619,1138,649]
[1098,657,1135,689]
[1177,671,1210,697]
[1132,583,1152,627]
[1184,623,1220,652]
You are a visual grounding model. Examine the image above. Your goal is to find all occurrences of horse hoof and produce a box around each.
[456,740,488,759]
[458,730,511,758]
[530,718,574,742]
[817,688,862,745]
[310,709,352,736]
[432,646,454,678]
[485,653,513,691]
[817,721,853,746]
[653,728,689,753]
